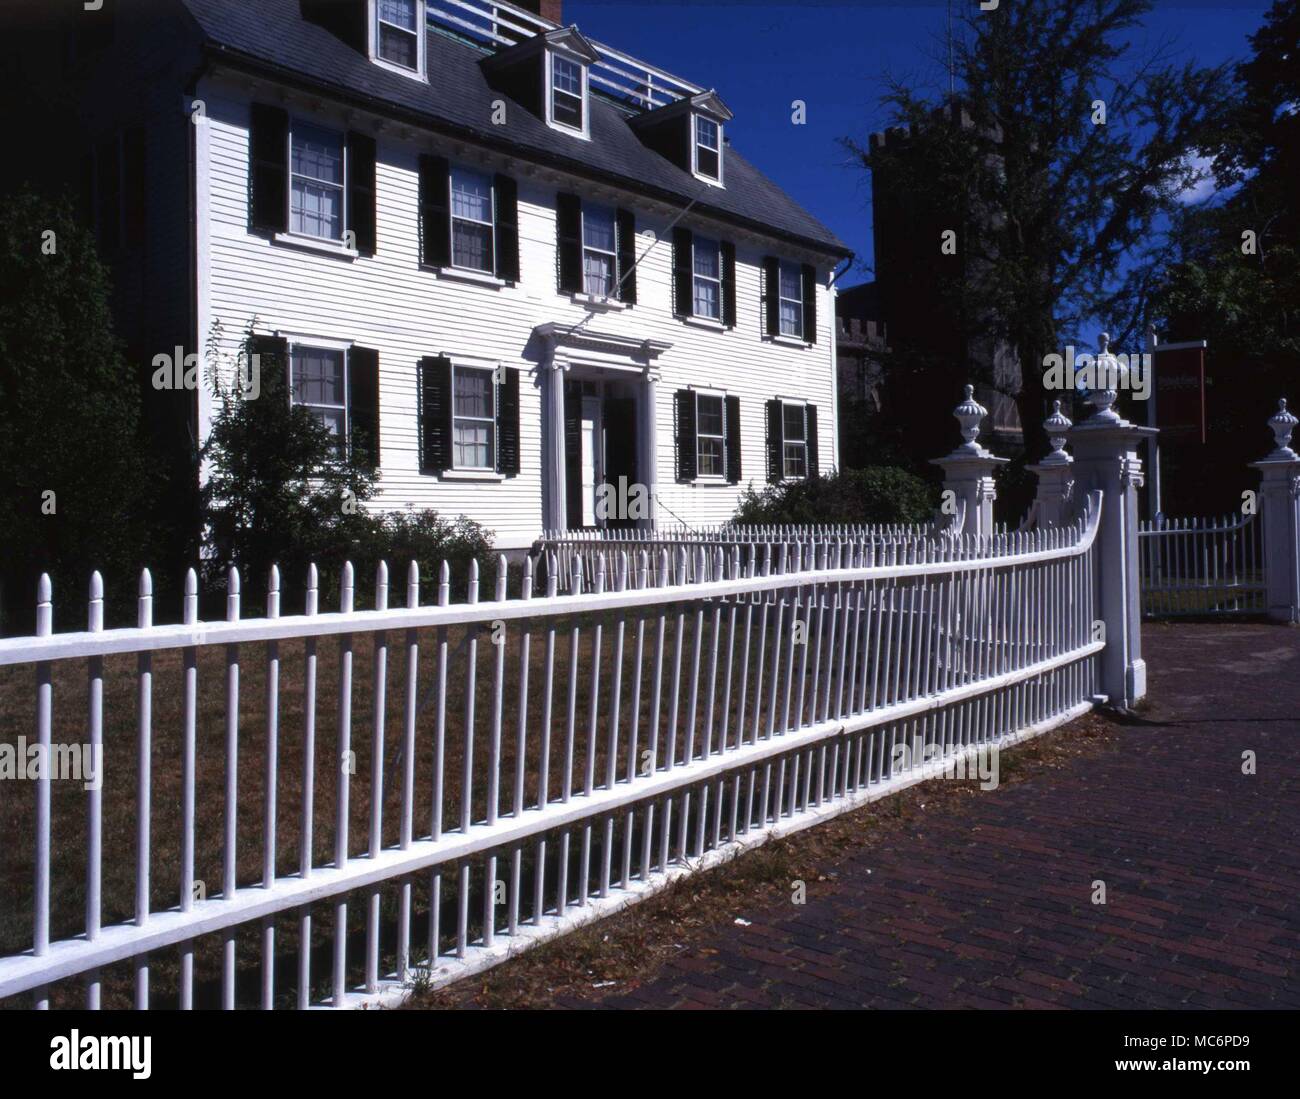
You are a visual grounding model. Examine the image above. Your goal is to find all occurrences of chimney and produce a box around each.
[513,0,563,25]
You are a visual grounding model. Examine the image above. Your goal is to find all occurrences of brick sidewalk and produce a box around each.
[576,622,1300,1009]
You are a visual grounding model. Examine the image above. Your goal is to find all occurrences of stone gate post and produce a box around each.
[1026,400,1075,527]
[931,385,1008,540]
[1067,334,1157,709]
[1249,399,1300,625]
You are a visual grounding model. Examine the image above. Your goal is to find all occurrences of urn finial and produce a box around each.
[1267,397,1298,459]
[1041,399,1073,465]
[953,384,987,452]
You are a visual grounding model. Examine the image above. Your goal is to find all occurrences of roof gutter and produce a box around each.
[198,42,854,262]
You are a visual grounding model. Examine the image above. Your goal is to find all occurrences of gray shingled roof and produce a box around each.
[178,0,851,258]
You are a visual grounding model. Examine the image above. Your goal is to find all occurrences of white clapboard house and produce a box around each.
[36,0,852,549]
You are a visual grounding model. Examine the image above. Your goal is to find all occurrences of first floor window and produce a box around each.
[453,365,496,469]
[778,261,804,339]
[291,121,345,240]
[695,115,721,180]
[377,0,420,71]
[291,346,348,448]
[451,167,494,272]
[693,237,721,319]
[582,204,616,297]
[697,393,725,477]
[551,54,585,130]
[782,403,807,479]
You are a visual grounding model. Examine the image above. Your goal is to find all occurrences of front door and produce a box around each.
[563,379,640,529]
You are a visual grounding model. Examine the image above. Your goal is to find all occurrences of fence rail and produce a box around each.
[1138,509,1266,617]
[0,493,1102,1009]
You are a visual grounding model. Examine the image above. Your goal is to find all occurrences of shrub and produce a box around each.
[732,468,937,527]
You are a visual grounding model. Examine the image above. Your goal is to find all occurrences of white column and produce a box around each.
[1068,334,1156,708]
[640,367,659,531]
[1249,399,1300,625]
[930,385,1008,539]
[542,356,569,532]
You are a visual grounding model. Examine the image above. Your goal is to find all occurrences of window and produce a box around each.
[450,167,494,272]
[453,365,496,469]
[782,403,807,479]
[551,54,585,131]
[778,261,804,339]
[582,204,616,297]
[692,237,722,320]
[695,116,721,181]
[290,122,345,241]
[291,346,348,449]
[376,0,420,72]
[697,394,725,477]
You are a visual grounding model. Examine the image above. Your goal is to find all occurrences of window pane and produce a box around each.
[451,169,492,222]
[453,422,494,469]
[693,277,719,318]
[783,443,806,479]
[454,368,494,418]
[292,348,345,407]
[583,250,614,297]
[696,116,719,150]
[697,395,723,436]
[693,238,720,279]
[452,220,492,271]
[378,0,417,31]
[291,179,343,239]
[698,436,724,477]
[696,146,720,179]
[378,24,417,68]
[780,299,803,337]
[553,56,582,94]
[291,124,342,185]
[783,404,805,441]
[779,262,802,301]
[582,206,615,252]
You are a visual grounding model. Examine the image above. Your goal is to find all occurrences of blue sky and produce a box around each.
[566,1,1275,287]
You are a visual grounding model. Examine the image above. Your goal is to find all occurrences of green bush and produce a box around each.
[732,468,937,527]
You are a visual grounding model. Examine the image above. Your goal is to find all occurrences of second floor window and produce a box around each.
[693,237,722,319]
[778,261,804,339]
[290,122,345,241]
[695,116,721,181]
[451,168,494,272]
[551,55,585,131]
[782,402,808,479]
[291,346,348,449]
[697,393,725,477]
[377,0,420,71]
[453,366,496,469]
[582,204,616,297]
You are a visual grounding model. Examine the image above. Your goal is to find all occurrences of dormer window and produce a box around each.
[549,53,587,133]
[694,116,722,182]
[372,0,425,78]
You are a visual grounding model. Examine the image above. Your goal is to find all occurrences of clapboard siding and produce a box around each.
[200,78,837,547]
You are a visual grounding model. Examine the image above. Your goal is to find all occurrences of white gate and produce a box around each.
[1138,509,1266,617]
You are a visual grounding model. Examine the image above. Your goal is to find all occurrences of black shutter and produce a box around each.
[556,193,582,294]
[721,240,737,328]
[250,103,289,235]
[419,355,453,473]
[801,263,817,343]
[675,389,697,482]
[564,380,583,527]
[497,367,520,476]
[763,256,780,337]
[805,404,819,477]
[615,208,637,304]
[672,227,693,317]
[250,335,289,402]
[347,131,376,256]
[348,346,380,470]
[724,395,742,484]
[765,398,782,483]
[494,173,520,282]
[418,155,450,268]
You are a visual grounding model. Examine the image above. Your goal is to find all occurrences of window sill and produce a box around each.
[570,293,629,312]
[371,57,428,83]
[692,172,725,189]
[689,476,732,486]
[769,333,812,349]
[680,314,726,332]
[432,266,508,290]
[273,233,359,260]
[438,469,506,482]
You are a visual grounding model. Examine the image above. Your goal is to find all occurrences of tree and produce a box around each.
[0,189,154,632]
[849,0,1232,457]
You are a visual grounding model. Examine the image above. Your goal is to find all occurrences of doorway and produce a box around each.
[564,378,640,529]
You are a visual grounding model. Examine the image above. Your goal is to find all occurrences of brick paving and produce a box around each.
[583,622,1300,1009]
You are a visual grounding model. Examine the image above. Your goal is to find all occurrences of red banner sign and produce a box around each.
[1153,345,1206,443]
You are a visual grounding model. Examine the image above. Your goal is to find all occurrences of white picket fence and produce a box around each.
[0,491,1102,1009]
[1138,509,1266,617]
